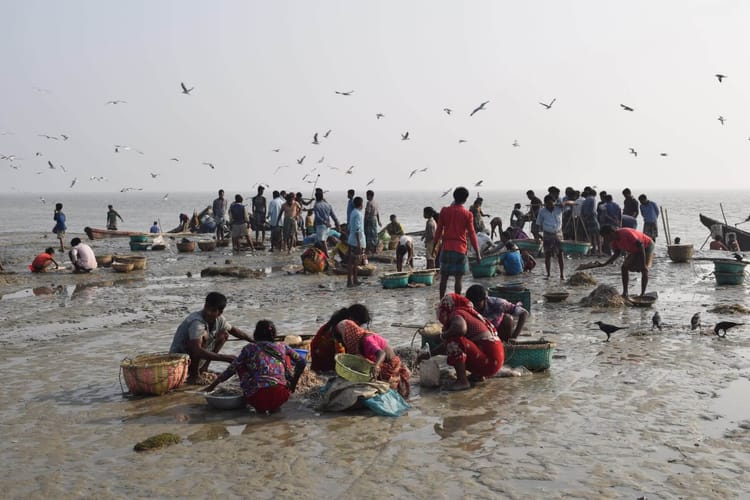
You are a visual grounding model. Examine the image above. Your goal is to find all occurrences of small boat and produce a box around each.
[699,214,750,251]
[85,227,152,240]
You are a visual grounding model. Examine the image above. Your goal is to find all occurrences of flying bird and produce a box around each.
[620,104,634,112]
[629,148,638,157]
[594,321,626,342]
[458,139,468,144]
[120,187,143,192]
[474,180,483,187]
[162,193,169,200]
[366,178,375,186]
[297,155,306,165]
[539,98,556,109]
[401,131,410,141]
[60,134,69,141]
[512,140,520,148]
[181,82,194,95]
[376,113,384,119]
[274,165,288,175]
[715,73,727,83]
[58,165,67,172]
[323,129,331,138]
[38,134,58,140]
[69,177,77,188]
[202,162,215,169]
[35,152,43,157]
[106,100,127,105]
[335,90,354,96]
[660,152,668,157]
[345,166,354,175]
[718,115,726,125]
[652,311,662,331]
[169,157,180,162]
[443,108,452,115]
[690,312,701,331]
[440,188,452,198]
[317,156,325,164]
[150,173,159,178]
[272,148,280,153]
[312,133,319,145]
[39,196,46,204]
[714,321,743,338]
[470,100,489,117]
[409,169,419,179]
[47,161,55,169]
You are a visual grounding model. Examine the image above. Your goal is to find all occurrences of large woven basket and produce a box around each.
[177,241,196,253]
[503,340,556,372]
[115,255,147,270]
[120,353,190,395]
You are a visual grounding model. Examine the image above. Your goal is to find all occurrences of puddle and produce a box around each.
[703,377,750,438]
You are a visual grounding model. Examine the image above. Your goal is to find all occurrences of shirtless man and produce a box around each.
[281,193,301,253]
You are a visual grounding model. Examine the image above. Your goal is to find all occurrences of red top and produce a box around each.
[434,204,479,254]
[612,228,653,254]
[29,252,53,271]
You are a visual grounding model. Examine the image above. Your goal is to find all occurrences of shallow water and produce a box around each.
[2,192,750,498]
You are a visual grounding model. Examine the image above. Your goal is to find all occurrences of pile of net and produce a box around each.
[708,303,750,315]
[567,271,597,286]
[580,284,625,307]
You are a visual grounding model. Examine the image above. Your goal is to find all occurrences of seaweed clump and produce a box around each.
[708,303,750,315]
[134,432,181,452]
[567,271,597,287]
[580,285,625,307]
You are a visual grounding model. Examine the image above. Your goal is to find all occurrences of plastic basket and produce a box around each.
[489,286,532,311]
[714,260,747,274]
[129,235,150,243]
[470,255,499,278]
[715,271,745,286]
[560,240,591,256]
[409,270,435,285]
[381,273,410,289]
[335,353,374,383]
[503,340,556,372]
[120,353,190,395]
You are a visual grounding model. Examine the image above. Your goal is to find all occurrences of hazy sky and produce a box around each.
[2,1,749,194]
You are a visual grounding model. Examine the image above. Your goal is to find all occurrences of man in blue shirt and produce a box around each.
[638,194,659,242]
[346,196,365,287]
[313,188,340,253]
[499,242,524,275]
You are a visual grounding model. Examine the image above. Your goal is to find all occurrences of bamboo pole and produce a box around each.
[660,206,670,244]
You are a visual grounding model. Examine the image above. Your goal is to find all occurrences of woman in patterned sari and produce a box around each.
[334,304,410,398]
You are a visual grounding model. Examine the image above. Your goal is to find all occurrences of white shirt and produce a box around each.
[71,243,97,270]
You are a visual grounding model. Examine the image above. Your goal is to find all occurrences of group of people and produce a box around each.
[30,237,98,273]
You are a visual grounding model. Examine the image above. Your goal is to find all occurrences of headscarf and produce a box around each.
[336,319,367,355]
[438,293,495,334]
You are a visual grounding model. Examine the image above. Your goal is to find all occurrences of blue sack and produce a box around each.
[362,389,410,417]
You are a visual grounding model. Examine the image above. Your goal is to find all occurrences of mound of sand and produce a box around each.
[708,303,750,315]
[200,266,265,278]
[580,284,625,307]
[568,271,597,286]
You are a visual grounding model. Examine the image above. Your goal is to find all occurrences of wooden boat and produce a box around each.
[85,227,153,240]
[699,214,750,251]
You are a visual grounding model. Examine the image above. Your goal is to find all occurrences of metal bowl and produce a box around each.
[204,392,246,410]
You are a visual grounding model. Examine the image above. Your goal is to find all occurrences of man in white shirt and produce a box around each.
[68,237,97,273]
[267,190,285,252]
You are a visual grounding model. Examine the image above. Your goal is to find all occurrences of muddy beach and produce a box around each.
[2,231,750,498]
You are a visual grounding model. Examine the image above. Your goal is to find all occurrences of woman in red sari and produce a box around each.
[432,292,504,391]
[334,304,410,398]
[310,308,348,372]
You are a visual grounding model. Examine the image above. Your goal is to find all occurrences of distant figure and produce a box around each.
[422,207,438,269]
[622,188,639,221]
[313,188,340,255]
[212,189,228,241]
[229,194,251,252]
[364,190,382,254]
[469,197,490,234]
[638,194,660,242]
[709,235,729,251]
[384,214,405,240]
[106,205,124,230]
[53,202,67,251]
[396,235,414,272]
[68,237,97,273]
[509,202,526,231]
[526,190,543,240]
[30,247,59,272]
[251,186,267,243]
[490,217,503,240]
[149,221,160,234]
[727,233,740,252]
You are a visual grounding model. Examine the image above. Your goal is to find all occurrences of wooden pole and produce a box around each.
[720,203,728,225]
[660,206,669,244]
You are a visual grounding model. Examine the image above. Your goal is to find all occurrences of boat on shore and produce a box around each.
[85,227,152,240]
[699,214,750,251]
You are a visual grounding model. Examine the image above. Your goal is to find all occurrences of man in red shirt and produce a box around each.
[433,187,481,298]
[597,225,655,297]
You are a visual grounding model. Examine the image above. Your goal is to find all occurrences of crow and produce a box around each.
[652,311,662,331]
[714,321,743,338]
[594,321,626,341]
[690,312,701,331]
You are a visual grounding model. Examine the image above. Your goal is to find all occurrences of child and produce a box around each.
[30,247,60,272]
[53,203,67,251]
[305,209,315,236]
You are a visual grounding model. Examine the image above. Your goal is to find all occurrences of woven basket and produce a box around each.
[177,241,196,253]
[335,353,374,383]
[115,255,147,270]
[198,240,217,251]
[503,340,556,372]
[120,353,190,395]
[96,254,114,267]
[112,262,135,273]
[667,244,694,263]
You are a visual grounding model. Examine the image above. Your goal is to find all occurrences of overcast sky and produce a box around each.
[2,1,749,194]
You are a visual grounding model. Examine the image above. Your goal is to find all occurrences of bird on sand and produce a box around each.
[714,321,743,337]
[629,147,638,157]
[323,129,331,138]
[715,73,727,83]
[69,178,77,188]
[474,180,483,187]
[202,162,215,169]
[652,311,662,331]
[620,104,634,112]
[312,133,319,145]
[366,178,375,186]
[181,82,194,95]
[401,131,410,141]
[335,90,354,96]
[106,100,127,105]
[539,98,556,109]
[470,100,489,117]
[297,155,306,165]
[376,113,384,119]
[594,321,626,342]
[443,108,452,115]
[690,312,701,331]
[718,116,726,125]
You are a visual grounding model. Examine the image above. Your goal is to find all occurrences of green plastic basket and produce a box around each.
[335,353,374,382]
[503,340,556,371]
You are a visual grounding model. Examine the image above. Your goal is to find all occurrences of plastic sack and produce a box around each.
[419,358,441,387]
[362,389,411,417]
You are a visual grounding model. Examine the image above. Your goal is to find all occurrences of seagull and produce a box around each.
[272,148,281,153]
[150,173,159,178]
[317,156,325,164]
[470,100,489,117]
[443,108,452,115]
[274,165,288,175]
[48,161,55,169]
[629,147,638,157]
[345,166,354,175]
[440,188,452,198]
[652,311,662,331]
[120,187,143,192]
[539,98,556,109]
[620,104,634,112]
[714,321,743,338]
[35,152,43,157]
[401,131,410,141]
[409,169,419,179]
[323,129,332,138]
[474,180,483,187]
[169,157,180,162]
[366,178,375,186]
[181,82,194,95]
[202,162,215,169]
[512,140,520,148]
[335,90,354,96]
[69,177,77,188]
[419,167,428,172]
[58,165,67,172]
[106,100,127,105]
[594,321,626,342]
[376,113,384,119]
[715,73,727,83]
[458,139,468,144]
[297,155,306,165]
[39,196,46,204]
[690,312,701,331]
[312,133,319,145]
[162,193,169,201]
[38,134,58,140]
[328,165,339,171]
[660,152,668,157]
[718,115,726,125]
[60,134,69,141]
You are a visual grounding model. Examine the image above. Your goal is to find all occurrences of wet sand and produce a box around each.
[2,232,750,498]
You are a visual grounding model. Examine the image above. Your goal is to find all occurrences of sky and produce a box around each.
[2,0,750,194]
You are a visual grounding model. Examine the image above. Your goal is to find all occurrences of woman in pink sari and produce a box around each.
[335,304,410,398]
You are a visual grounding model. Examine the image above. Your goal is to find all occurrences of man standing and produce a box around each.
[347,196,365,287]
[433,186,481,298]
[106,205,123,230]
[536,195,572,279]
[229,194,251,251]
[526,190,542,240]
[268,190,285,252]
[212,189,228,241]
[313,188,339,254]
[69,237,97,273]
[638,194,659,242]
[346,189,356,224]
[597,226,655,298]
[53,202,67,251]
[251,186,267,244]
[364,190,381,254]
[622,188,639,226]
